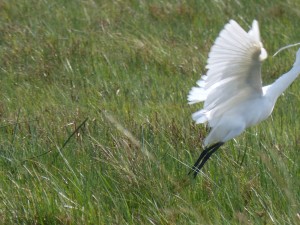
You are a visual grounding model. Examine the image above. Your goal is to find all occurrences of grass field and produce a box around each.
[0,0,300,224]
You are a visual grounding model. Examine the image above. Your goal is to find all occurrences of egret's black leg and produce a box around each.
[188,142,220,175]
[189,142,224,178]
[194,142,224,177]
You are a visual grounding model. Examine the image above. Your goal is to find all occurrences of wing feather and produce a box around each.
[188,20,268,125]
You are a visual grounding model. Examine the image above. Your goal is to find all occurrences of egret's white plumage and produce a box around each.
[188,20,300,177]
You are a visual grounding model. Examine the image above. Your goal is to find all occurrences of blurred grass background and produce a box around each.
[0,0,299,224]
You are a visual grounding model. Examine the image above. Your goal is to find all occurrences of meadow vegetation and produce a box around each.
[0,0,299,224]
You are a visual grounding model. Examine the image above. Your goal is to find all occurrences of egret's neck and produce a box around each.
[264,65,300,101]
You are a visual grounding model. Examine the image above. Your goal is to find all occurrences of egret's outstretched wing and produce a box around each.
[188,20,267,125]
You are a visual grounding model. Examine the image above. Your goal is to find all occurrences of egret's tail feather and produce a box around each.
[192,110,208,124]
[188,87,206,104]
[188,76,208,104]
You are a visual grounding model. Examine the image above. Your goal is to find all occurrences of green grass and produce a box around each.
[0,0,300,224]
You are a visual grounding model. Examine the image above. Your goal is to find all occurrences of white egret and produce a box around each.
[188,19,300,178]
